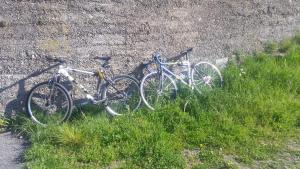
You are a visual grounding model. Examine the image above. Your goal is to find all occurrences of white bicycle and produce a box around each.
[26,56,142,126]
[140,48,223,110]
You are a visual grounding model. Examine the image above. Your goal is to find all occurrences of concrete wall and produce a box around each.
[0,0,300,115]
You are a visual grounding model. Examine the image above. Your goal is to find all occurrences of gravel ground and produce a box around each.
[0,132,24,169]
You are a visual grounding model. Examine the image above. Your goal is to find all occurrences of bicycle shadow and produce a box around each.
[129,63,147,80]
[1,63,61,119]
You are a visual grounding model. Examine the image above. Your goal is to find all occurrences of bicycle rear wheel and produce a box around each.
[26,81,72,126]
[140,71,177,110]
[192,62,223,93]
[102,75,141,116]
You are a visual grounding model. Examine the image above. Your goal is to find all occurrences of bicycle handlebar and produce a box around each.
[152,52,163,64]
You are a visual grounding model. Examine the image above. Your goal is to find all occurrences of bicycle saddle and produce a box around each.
[181,48,193,54]
[45,55,65,63]
[169,48,193,61]
[94,56,112,61]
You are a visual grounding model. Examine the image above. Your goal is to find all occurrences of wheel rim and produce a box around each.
[28,84,70,125]
[192,62,223,93]
[104,77,141,115]
[141,72,177,110]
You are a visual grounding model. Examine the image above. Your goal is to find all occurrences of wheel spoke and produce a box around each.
[141,72,177,110]
[103,76,141,115]
[192,62,222,93]
[27,82,71,126]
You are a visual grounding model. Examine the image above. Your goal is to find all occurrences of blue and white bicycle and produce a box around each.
[140,48,223,110]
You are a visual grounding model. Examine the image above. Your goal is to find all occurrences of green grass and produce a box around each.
[14,34,300,168]
[0,116,8,129]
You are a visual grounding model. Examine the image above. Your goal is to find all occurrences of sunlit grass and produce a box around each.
[0,117,8,129]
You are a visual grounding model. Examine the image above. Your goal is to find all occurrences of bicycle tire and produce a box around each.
[26,81,72,126]
[140,71,177,110]
[101,75,142,116]
[191,62,223,93]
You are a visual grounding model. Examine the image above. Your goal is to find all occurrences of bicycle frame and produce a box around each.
[154,55,195,90]
[140,49,223,111]
[52,65,107,105]
[55,64,130,107]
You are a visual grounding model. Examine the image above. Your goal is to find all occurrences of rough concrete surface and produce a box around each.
[0,132,24,169]
[0,0,300,114]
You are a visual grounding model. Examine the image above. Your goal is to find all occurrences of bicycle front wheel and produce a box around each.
[140,71,177,110]
[192,62,223,93]
[26,81,72,126]
[102,75,141,116]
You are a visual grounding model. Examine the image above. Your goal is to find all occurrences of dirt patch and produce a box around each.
[0,132,25,169]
